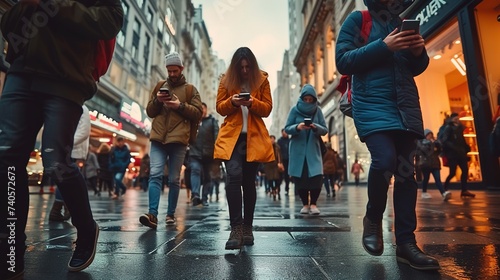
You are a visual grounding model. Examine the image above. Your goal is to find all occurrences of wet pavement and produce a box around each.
[23,183,500,279]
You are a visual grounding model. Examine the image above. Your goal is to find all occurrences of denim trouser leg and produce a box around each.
[189,157,202,197]
[147,141,186,217]
[0,80,45,267]
[430,168,445,194]
[114,172,125,195]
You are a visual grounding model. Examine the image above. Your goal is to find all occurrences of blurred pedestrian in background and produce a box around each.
[277,129,291,195]
[264,135,282,201]
[109,136,131,199]
[440,113,475,198]
[285,84,327,215]
[139,154,150,192]
[416,129,451,201]
[188,102,219,206]
[214,47,274,250]
[97,143,113,197]
[351,159,364,187]
[322,143,338,197]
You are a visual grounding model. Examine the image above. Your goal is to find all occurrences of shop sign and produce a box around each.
[120,100,145,129]
[120,99,151,134]
[89,110,122,131]
[408,0,467,37]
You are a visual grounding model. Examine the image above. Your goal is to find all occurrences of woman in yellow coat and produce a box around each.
[214,47,274,250]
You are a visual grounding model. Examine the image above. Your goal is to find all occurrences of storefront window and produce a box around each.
[415,20,482,182]
[474,0,500,115]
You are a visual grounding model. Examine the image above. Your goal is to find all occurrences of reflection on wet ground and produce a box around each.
[25,184,500,279]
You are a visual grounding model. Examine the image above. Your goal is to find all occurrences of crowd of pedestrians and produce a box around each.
[3,1,498,278]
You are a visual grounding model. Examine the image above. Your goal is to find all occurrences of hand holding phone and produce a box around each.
[158,87,172,102]
[238,92,251,100]
[399,19,420,34]
[304,118,312,126]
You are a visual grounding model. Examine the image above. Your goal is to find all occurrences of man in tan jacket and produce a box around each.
[139,52,202,229]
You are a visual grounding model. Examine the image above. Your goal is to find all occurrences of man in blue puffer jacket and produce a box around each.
[336,0,439,271]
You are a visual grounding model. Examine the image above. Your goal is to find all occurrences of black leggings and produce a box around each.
[225,134,259,227]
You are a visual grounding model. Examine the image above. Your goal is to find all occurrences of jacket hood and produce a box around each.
[363,0,414,16]
[299,84,318,101]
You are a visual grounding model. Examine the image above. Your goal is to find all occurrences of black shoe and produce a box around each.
[243,224,254,245]
[461,190,476,198]
[362,216,383,256]
[192,196,202,206]
[225,225,243,250]
[396,243,440,270]
[68,221,99,272]
[139,213,158,229]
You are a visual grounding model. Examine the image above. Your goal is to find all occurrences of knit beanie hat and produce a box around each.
[423,129,433,137]
[165,52,183,67]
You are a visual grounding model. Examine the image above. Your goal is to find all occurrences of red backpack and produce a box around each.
[92,38,116,82]
[337,10,372,117]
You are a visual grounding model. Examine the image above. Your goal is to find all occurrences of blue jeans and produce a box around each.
[421,167,445,194]
[113,172,126,195]
[147,141,186,217]
[0,74,94,263]
[364,131,418,245]
[323,174,335,194]
[189,157,213,202]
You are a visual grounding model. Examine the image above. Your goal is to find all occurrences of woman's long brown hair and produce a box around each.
[223,47,262,93]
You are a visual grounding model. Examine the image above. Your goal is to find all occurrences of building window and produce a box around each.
[131,19,141,60]
[144,34,150,70]
[135,0,144,9]
[146,8,153,23]
[157,18,164,42]
[117,1,129,47]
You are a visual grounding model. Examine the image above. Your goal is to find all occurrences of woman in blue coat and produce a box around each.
[284,84,327,215]
[335,0,439,271]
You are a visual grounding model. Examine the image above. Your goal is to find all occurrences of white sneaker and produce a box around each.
[442,191,452,201]
[309,205,320,215]
[421,192,432,199]
[300,206,310,214]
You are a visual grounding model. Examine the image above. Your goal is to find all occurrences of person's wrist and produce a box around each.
[231,101,239,107]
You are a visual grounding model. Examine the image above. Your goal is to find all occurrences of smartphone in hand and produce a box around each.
[159,87,172,100]
[400,19,420,33]
[238,92,251,100]
[304,118,312,126]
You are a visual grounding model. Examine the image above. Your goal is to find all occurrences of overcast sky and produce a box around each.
[191,0,290,91]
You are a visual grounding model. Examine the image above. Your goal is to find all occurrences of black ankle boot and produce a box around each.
[362,216,383,256]
[396,243,440,270]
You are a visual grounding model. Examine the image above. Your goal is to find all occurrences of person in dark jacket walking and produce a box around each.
[441,113,475,198]
[336,0,439,271]
[188,103,219,206]
[0,1,123,277]
[97,143,113,196]
[277,129,291,195]
[139,154,150,192]
[109,136,131,198]
[416,129,451,201]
